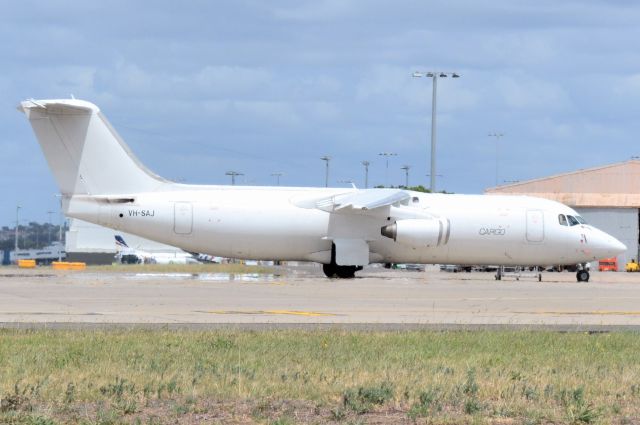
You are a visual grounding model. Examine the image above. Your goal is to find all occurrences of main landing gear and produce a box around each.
[322,244,363,279]
[322,263,361,279]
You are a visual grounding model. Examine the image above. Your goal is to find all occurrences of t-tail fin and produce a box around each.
[18,99,168,196]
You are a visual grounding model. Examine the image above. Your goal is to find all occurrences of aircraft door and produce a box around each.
[526,210,544,243]
[174,202,193,235]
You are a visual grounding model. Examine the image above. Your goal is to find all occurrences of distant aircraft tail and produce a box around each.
[18,99,168,196]
[115,235,129,248]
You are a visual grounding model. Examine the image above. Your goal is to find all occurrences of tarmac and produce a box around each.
[1,265,640,331]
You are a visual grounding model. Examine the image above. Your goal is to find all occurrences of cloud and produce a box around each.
[273,0,356,21]
[495,75,571,110]
[613,73,640,97]
[3,0,640,223]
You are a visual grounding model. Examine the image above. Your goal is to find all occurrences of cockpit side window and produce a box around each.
[567,215,580,226]
[558,214,568,226]
[576,216,586,224]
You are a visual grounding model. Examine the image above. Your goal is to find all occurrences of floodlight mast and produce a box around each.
[320,156,331,187]
[361,160,370,188]
[412,70,460,192]
[270,172,283,186]
[401,165,411,188]
[378,152,397,187]
[225,171,243,185]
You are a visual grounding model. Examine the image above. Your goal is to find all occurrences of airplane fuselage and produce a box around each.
[67,186,619,267]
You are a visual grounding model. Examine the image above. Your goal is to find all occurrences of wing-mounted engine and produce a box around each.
[381,218,450,248]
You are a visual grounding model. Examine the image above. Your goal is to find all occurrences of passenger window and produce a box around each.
[567,215,579,226]
[558,214,568,226]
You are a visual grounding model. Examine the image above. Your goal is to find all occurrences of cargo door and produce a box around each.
[526,210,544,243]
[174,202,193,235]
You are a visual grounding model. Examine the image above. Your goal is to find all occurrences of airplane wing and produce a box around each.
[316,188,411,212]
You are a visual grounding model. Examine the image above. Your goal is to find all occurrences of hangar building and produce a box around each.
[486,160,640,271]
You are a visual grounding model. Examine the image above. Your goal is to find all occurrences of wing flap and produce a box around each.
[316,188,411,212]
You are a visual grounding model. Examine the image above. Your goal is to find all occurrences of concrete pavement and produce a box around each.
[1,266,640,330]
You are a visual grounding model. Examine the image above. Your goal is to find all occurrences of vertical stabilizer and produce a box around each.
[19,99,168,196]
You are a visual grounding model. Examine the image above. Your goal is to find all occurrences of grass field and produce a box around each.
[1,329,639,424]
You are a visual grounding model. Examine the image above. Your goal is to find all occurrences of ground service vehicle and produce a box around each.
[599,257,618,272]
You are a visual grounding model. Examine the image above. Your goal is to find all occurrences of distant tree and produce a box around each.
[406,185,430,193]
[0,221,67,250]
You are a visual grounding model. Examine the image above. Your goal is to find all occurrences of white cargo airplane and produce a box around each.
[19,99,626,281]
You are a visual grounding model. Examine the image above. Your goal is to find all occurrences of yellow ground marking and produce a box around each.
[201,309,336,317]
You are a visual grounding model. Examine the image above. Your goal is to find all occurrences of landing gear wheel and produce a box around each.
[322,263,335,278]
[577,270,590,282]
[322,243,363,279]
[322,264,359,279]
[336,266,358,279]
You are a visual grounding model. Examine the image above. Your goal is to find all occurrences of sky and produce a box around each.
[1,0,640,226]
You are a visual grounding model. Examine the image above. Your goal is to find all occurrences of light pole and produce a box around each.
[412,70,460,192]
[320,156,331,187]
[14,205,21,251]
[270,172,283,186]
[378,152,397,187]
[401,165,411,188]
[361,160,370,188]
[47,210,54,244]
[54,194,64,260]
[488,132,504,186]
[225,171,243,185]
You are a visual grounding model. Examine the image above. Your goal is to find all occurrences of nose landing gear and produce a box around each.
[576,264,590,282]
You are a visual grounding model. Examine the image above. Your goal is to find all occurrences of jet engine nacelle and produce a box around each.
[381,218,450,247]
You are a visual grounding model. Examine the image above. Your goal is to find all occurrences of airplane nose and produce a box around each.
[590,228,626,258]
[610,237,627,254]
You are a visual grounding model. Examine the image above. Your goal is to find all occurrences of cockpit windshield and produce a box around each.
[559,214,587,226]
[567,215,580,226]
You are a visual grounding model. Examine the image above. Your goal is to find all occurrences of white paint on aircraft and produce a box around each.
[19,99,626,279]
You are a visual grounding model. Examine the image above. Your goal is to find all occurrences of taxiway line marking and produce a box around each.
[516,311,640,316]
[198,310,337,317]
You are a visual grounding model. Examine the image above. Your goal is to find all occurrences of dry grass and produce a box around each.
[1,329,639,424]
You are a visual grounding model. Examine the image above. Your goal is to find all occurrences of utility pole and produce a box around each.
[361,160,370,188]
[270,172,283,186]
[225,171,243,185]
[378,152,397,187]
[412,71,461,192]
[401,165,411,188]
[14,205,20,251]
[320,156,331,187]
[488,132,504,186]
